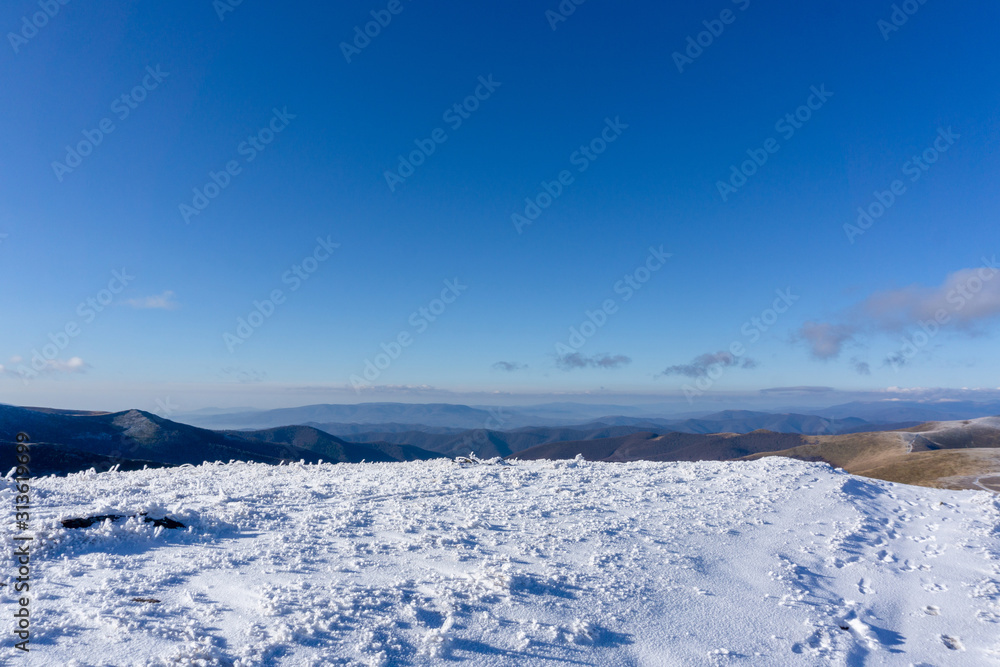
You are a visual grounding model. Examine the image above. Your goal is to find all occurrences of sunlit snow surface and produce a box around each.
[3,457,999,666]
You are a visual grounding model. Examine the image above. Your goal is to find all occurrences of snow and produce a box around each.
[3,457,999,665]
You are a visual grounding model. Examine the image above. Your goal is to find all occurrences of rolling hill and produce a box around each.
[235,425,444,463]
[5,403,1000,491]
[810,400,1000,422]
[743,417,1000,491]
[334,416,918,459]
[510,417,1000,491]
[338,424,657,458]
[512,430,807,463]
[0,405,443,475]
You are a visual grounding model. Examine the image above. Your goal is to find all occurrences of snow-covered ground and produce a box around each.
[3,457,999,666]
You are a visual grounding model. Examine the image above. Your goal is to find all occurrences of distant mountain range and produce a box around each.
[506,417,1000,491]
[3,402,999,490]
[575,410,916,435]
[0,405,443,476]
[807,400,1000,422]
[327,411,918,459]
[512,430,808,463]
[304,422,468,436]
[176,401,989,434]
[336,425,656,459]
[179,403,513,430]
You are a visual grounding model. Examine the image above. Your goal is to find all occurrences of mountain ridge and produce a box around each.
[0,405,443,475]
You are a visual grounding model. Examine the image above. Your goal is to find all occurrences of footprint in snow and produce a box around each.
[975,609,1000,623]
[923,605,940,616]
[922,582,948,593]
[858,579,874,594]
[940,635,964,651]
[835,614,879,650]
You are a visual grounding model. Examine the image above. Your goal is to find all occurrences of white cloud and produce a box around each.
[125,290,179,310]
[1,356,90,378]
[860,261,1000,330]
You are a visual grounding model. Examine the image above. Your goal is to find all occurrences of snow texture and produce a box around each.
[2,457,999,665]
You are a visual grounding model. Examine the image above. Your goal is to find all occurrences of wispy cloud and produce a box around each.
[859,261,1000,331]
[759,385,835,395]
[660,351,757,378]
[125,290,179,310]
[795,321,857,360]
[337,383,442,395]
[556,353,631,371]
[883,352,908,369]
[221,367,267,384]
[492,361,528,372]
[851,357,871,375]
[794,260,1000,368]
[1,356,90,377]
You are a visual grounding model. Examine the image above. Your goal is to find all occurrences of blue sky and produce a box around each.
[1,0,998,412]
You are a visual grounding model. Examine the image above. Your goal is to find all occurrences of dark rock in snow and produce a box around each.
[61,513,185,529]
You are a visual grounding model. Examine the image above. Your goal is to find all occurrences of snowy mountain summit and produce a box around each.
[3,457,999,665]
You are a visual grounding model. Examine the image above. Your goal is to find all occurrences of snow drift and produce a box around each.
[2,457,999,665]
